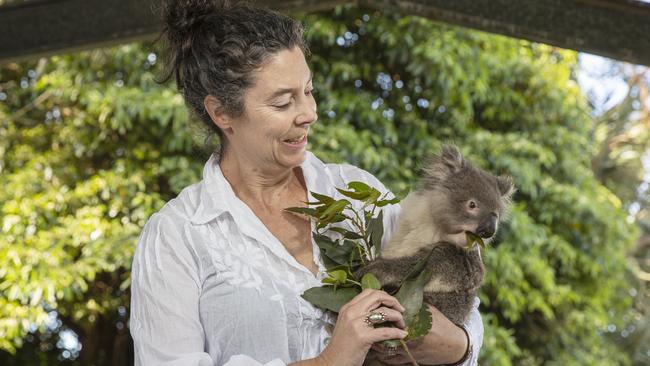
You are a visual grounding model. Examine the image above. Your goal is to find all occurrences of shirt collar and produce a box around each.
[189,151,327,225]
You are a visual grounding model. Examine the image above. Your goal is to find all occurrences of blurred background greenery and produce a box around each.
[1,5,649,366]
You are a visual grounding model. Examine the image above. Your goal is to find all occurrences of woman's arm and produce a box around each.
[130,213,215,365]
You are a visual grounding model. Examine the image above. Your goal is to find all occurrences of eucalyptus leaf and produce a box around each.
[362,189,382,206]
[465,231,486,250]
[376,197,401,207]
[301,286,361,313]
[394,265,434,334]
[405,303,433,340]
[368,211,384,257]
[284,206,319,218]
[361,272,382,289]
[321,200,350,222]
[347,181,372,192]
[313,233,354,266]
[311,191,335,204]
[336,187,371,200]
[325,269,348,284]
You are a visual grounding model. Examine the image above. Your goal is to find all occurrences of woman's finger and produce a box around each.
[356,291,405,315]
[367,326,409,345]
[365,306,406,329]
[342,288,382,309]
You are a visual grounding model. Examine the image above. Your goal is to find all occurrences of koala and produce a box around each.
[358,145,515,327]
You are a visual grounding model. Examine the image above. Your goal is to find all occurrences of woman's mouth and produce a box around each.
[282,133,308,148]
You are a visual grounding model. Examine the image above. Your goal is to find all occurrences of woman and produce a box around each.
[129,1,483,365]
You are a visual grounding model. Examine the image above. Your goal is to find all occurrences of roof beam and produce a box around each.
[360,0,650,66]
[1,0,650,66]
[0,0,347,64]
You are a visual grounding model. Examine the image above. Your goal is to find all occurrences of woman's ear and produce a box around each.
[204,95,232,131]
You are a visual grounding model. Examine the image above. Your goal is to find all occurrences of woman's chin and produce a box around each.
[277,146,307,161]
[283,151,307,167]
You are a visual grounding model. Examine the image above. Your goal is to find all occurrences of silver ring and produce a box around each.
[363,310,387,327]
[386,345,398,357]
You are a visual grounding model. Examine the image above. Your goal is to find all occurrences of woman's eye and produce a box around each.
[275,101,291,109]
[306,88,315,96]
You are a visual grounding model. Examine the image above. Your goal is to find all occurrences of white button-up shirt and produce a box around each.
[130,151,483,365]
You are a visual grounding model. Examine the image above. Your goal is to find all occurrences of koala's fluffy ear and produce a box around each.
[423,145,466,184]
[497,175,516,200]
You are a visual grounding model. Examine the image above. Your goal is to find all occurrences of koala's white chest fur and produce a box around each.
[381,192,467,260]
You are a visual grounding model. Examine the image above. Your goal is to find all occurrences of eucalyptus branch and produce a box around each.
[399,339,419,366]
[347,206,372,262]
[288,182,429,365]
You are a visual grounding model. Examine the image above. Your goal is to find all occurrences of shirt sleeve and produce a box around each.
[130,213,290,366]
[460,296,484,366]
[130,212,214,366]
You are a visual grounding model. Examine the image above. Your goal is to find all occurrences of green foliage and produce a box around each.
[0,5,641,365]
[587,66,650,366]
[0,45,205,362]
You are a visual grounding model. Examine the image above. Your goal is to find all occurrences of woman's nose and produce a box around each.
[296,99,318,125]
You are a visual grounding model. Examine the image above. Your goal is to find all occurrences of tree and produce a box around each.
[588,62,650,366]
[0,5,640,365]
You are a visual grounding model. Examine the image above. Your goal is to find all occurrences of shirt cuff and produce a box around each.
[458,298,483,366]
[224,355,287,366]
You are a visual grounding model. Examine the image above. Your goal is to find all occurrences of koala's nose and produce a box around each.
[477,213,498,238]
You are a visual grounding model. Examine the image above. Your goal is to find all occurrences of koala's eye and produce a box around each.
[468,201,477,209]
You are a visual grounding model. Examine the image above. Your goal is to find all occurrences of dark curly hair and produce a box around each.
[160,0,310,154]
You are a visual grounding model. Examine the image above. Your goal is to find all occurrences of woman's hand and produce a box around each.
[371,304,468,365]
[317,288,409,366]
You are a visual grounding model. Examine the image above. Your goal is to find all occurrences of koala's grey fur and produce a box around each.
[359,144,515,329]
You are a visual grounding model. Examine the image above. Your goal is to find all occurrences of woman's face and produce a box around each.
[225,46,318,172]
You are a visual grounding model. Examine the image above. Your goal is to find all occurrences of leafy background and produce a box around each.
[1,5,648,365]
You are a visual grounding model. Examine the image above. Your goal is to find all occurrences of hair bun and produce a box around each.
[163,0,228,47]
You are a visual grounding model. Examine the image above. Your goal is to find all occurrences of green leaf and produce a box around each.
[376,196,401,207]
[361,272,382,289]
[313,233,355,266]
[362,188,382,206]
[367,211,384,257]
[331,213,350,223]
[301,286,361,312]
[465,231,486,250]
[406,304,433,340]
[284,206,319,218]
[392,247,436,336]
[394,265,434,337]
[321,199,350,222]
[323,269,348,285]
[336,187,371,200]
[348,246,362,272]
[348,181,372,192]
[311,191,335,204]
